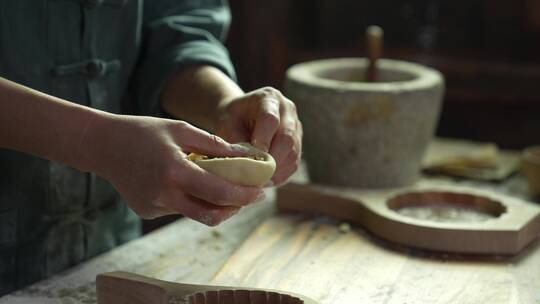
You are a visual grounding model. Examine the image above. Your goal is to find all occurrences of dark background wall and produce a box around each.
[226,0,540,149]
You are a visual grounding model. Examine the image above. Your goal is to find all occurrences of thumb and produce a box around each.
[177,123,250,157]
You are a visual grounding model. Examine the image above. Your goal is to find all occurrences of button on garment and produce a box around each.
[0,0,235,296]
[52,59,121,78]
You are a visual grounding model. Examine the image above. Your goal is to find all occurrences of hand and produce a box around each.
[215,87,302,186]
[82,114,264,225]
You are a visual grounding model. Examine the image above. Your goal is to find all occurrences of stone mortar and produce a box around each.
[285,58,445,188]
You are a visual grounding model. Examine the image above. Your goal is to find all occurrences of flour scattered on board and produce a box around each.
[396,204,495,223]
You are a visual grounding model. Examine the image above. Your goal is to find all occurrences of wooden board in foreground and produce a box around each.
[96,271,318,304]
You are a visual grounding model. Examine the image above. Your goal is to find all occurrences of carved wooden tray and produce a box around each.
[277,181,540,254]
[97,271,319,304]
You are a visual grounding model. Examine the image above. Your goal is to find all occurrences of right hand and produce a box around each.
[81,114,265,226]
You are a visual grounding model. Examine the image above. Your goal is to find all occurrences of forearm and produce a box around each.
[160,65,243,131]
[0,77,109,170]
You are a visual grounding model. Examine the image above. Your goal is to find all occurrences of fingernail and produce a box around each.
[255,191,266,202]
[231,143,250,153]
[230,208,241,216]
[263,181,274,188]
[252,139,269,152]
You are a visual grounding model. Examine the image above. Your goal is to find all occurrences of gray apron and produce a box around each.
[0,0,235,295]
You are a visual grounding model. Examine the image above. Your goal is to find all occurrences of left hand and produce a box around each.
[215,87,302,186]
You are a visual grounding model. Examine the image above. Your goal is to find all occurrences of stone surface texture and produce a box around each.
[285,58,444,187]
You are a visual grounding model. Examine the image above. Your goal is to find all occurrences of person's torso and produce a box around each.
[0,0,144,295]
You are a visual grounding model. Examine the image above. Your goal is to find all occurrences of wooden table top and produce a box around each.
[213,212,540,303]
[1,171,538,304]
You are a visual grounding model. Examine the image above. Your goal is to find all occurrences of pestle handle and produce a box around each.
[366,25,384,82]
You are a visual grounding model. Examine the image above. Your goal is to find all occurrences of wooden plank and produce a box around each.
[212,213,540,303]
[276,181,540,254]
[96,271,318,304]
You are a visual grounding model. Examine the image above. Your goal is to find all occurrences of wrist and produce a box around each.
[74,110,119,175]
[215,93,239,116]
[161,65,244,131]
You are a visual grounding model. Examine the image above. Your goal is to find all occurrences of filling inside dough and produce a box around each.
[187,143,276,187]
[187,153,265,162]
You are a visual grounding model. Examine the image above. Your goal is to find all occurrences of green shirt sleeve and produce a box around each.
[133,0,236,116]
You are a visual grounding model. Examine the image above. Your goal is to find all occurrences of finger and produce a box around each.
[274,153,300,179]
[217,120,250,144]
[296,119,303,156]
[134,205,176,220]
[277,150,298,168]
[165,192,241,226]
[173,160,265,207]
[269,99,300,163]
[251,97,280,152]
[269,130,297,166]
[272,163,299,187]
[173,122,250,157]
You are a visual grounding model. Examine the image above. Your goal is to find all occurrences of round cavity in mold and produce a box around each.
[315,66,417,83]
[187,290,305,304]
[386,191,507,223]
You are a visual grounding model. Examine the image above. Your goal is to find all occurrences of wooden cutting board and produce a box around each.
[275,181,540,255]
[210,214,540,303]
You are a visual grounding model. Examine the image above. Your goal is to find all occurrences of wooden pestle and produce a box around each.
[365,25,384,82]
